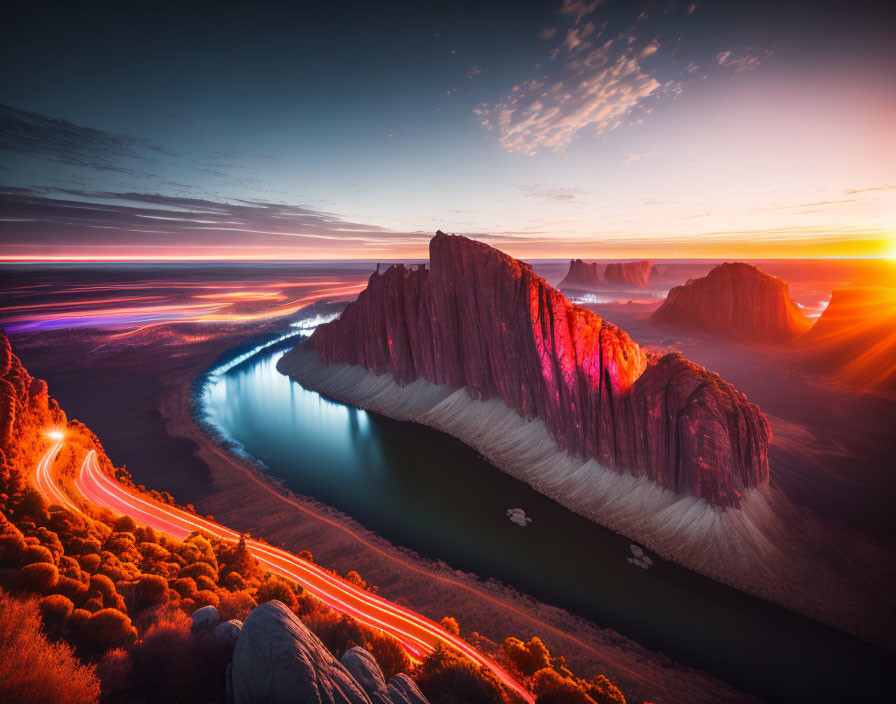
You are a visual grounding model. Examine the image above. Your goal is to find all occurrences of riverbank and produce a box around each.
[11,319,759,704]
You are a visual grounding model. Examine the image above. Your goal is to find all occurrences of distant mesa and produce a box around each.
[559,258,656,291]
[280,232,770,509]
[651,262,812,343]
[796,286,896,393]
[558,259,604,290]
[605,260,655,288]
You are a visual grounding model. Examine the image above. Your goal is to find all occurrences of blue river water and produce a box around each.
[200,332,891,704]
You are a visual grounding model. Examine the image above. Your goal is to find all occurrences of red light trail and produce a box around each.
[31,441,535,703]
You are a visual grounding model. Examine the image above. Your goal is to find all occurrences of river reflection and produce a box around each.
[201,336,891,704]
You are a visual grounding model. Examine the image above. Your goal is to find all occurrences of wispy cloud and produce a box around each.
[475,2,677,155]
[716,50,761,74]
[0,104,176,175]
[514,183,587,203]
[843,185,896,195]
[623,150,659,164]
[0,187,432,254]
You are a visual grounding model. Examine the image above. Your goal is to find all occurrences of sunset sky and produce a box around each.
[1,0,894,261]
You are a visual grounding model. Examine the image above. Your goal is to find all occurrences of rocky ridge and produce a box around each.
[289,232,770,507]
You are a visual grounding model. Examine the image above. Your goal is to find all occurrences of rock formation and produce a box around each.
[229,601,429,704]
[230,600,373,704]
[284,232,770,508]
[796,286,896,393]
[604,260,655,288]
[558,259,604,290]
[651,262,811,343]
[558,259,656,291]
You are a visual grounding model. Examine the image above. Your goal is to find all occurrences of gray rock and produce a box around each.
[191,605,220,633]
[387,674,429,704]
[225,662,234,704]
[213,619,243,645]
[341,647,391,704]
[231,600,372,704]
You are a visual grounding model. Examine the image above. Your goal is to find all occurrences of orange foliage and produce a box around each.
[0,590,100,704]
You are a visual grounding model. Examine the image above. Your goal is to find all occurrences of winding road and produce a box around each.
[32,441,534,703]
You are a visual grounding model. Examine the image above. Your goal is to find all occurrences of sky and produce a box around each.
[1,0,895,261]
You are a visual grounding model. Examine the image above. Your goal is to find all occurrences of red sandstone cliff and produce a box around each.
[558,259,655,291]
[297,233,770,507]
[651,262,811,343]
[558,259,604,290]
[604,261,655,288]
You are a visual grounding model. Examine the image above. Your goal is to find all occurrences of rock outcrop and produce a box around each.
[651,262,811,343]
[341,647,393,704]
[1,332,65,455]
[230,601,372,704]
[286,232,770,507]
[558,259,655,291]
[796,286,896,393]
[604,260,655,288]
[558,259,604,290]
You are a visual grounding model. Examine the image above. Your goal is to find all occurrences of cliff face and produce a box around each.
[1,333,65,461]
[558,259,604,290]
[302,233,770,507]
[558,259,655,291]
[651,262,811,343]
[604,261,655,288]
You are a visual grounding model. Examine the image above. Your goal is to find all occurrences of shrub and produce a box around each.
[172,577,198,598]
[133,574,169,612]
[19,561,59,592]
[0,590,100,704]
[256,575,298,611]
[532,668,595,704]
[440,616,460,636]
[99,609,232,704]
[112,515,137,533]
[367,630,412,680]
[80,608,137,652]
[22,543,55,565]
[39,593,75,626]
[584,676,626,704]
[414,644,509,704]
[178,561,217,582]
[217,588,257,622]
[503,636,552,677]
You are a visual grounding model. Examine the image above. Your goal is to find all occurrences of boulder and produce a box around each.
[231,601,371,704]
[387,674,429,704]
[213,618,243,645]
[191,605,220,633]
[341,647,392,704]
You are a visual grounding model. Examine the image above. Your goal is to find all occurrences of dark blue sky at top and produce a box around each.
[1,0,894,258]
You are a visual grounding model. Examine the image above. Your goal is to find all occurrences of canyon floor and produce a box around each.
[11,319,762,704]
[5,257,894,704]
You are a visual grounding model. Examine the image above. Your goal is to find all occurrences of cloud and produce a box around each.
[0,187,433,254]
[716,50,761,74]
[475,3,676,155]
[463,66,485,79]
[843,185,896,195]
[623,150,659,163]
[514,183,587,202]
[0,104,176,175]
